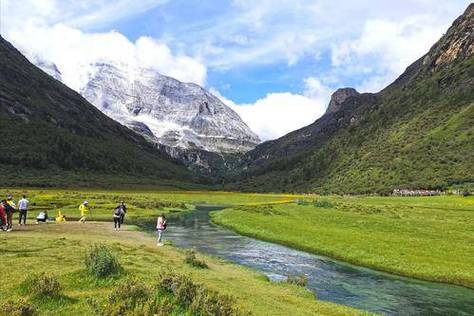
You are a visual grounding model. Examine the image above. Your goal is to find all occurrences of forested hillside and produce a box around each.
[0,36,196,186]
[229,4,474,194]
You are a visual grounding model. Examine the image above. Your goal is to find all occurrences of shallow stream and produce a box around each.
[142,205,474,315]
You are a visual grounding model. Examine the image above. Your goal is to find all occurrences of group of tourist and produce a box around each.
[0,195,29,232]
[0,195,168,246]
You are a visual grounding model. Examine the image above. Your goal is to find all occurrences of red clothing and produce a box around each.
[0,204,6,226]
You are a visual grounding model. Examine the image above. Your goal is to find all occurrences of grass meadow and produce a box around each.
[212,195,474,288]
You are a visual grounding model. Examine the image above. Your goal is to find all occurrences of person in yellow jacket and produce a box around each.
[78,201,89,223]
[56,210,67,222]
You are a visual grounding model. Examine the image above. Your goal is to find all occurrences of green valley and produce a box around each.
[212,195,474,288]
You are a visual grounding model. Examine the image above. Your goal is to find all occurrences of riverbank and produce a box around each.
[0,222,365,315]
[211,195,474,289]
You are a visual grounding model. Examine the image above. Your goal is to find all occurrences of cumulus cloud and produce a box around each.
[331,15,451,92]
[212,77,331,141]
[1,1,206,91]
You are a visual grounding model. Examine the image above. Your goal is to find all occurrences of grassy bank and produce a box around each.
[0,222,365,315]
[1,188,299,221]
[211,195,474,288]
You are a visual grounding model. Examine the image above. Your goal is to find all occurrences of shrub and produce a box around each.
[102,297,175,316]
[101,279,154,315]
[108,278,151,306]
[296,199,310,206]
[157,272,250,315]
[0,298,36,316]
[20,272,62,298]
[128,297,175,316]
[314,200,334,208]
[184,249,208,269]
[286,275,308,287]
[190,287,241,316]
[157,273,198,307]
[85,244,122,278]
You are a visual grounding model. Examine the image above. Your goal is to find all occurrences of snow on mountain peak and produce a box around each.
[77,60,260,153]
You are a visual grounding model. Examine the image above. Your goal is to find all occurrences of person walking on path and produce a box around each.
[18,195,29,226]
[0,200,7,231]
[5,195,16,232]
[78,201,89,223]
[113,205,124,231]
[118,201,127,225]
[156,214,167,246]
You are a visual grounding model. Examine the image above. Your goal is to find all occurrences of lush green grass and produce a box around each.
[211,195,474,288]
[228,49,474,194]
[2,188,299,222]
[0,222,365,315]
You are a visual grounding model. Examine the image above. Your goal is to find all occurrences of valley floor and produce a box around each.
[211,195,474,289]
[0,222,363,315]
[2,188,473,314]
[0,189,366,315]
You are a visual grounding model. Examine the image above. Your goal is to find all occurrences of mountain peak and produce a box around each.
[79,60,260,154]
[421,3,473,72]
[325,87,360,114]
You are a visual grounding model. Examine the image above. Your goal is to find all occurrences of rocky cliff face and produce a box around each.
[80,61,260,154]
[423,3,473,72]
[325,88,360,114]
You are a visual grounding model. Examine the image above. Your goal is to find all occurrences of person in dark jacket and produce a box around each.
[5,195,16,232]
[118,201,127,225]
[113,205,124,231]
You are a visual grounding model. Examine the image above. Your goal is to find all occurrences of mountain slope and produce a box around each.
[81,61,260,154]
[0,36,195,186]
[229,4,474,194]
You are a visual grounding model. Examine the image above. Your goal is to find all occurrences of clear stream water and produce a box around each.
[143,205,474,315]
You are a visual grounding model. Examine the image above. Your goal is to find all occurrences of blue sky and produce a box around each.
[1,0,470,139]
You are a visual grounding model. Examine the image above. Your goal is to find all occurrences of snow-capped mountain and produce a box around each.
[31,56,62,81]
[79,61,260,154]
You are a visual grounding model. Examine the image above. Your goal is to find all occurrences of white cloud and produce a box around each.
[212,77,330,141]
[331,14,451,92]
[179,0,468,72]
[1,0,206,91]
[1,0,169,32]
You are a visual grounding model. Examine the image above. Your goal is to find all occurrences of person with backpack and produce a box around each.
[118,201,126,225]
[5,195,16,232]
[18,195,29,225]
[156,214,167,246]
[78,201,89,223]
[0,200,7,231]
[113,205,124,231]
